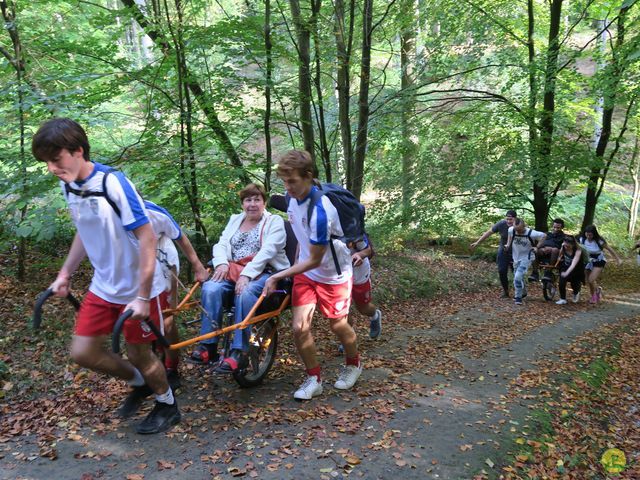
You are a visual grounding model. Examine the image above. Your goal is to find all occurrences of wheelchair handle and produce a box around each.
[112,309,171,354]
[32,288,81,330]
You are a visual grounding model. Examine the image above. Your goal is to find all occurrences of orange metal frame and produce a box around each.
[161,279,290,351]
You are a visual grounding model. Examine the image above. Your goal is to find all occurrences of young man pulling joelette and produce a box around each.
[32,118,180,434]
[263,150,362,400]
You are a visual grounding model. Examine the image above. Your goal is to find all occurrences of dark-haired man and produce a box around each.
[32,118,180,434]
[470,210,517,298]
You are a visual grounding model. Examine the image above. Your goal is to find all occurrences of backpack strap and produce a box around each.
[304,187,342,276]
[63,168,121,218]
[101,170,121,218]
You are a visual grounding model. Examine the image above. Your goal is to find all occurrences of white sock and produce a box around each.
[155,387,175,405]
[128,368,145,387]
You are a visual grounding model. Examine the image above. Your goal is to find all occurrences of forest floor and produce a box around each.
[1,248,639,480]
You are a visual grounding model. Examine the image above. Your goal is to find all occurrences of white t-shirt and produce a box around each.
[351,238,371,286]
[287,187,352,284]
[580,237,606,261]
[508,226,545,263]
[62,162,165,304]
[145,200,182,291]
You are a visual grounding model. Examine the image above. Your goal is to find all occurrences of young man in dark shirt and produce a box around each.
[470,210,517,298]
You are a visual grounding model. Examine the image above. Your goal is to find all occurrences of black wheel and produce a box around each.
[233,317,278,388]
[542,279,557,301]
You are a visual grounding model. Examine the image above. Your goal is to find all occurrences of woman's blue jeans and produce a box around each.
[199,273,271,351]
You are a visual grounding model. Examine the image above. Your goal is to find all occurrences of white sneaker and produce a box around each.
[556,299,568,305]
[293,375,323,400]
[334,363,363,390]
[572,292,580,303]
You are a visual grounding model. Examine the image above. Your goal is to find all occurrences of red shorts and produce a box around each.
[292,274,352,319]
[352,280,372,305]
[75,291,169,344]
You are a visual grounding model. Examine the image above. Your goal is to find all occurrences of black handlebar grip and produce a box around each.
[32,289,54,330]
[111,311,170,353]
[67,293,81,311]
[112,309,134,354]
[32,289,81,330]
[143,319,170,348]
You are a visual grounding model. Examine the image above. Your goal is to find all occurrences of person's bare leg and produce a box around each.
[70,335,137,380]
[163,270,180,366]
[355,301,376,317]
[589,266,603,298]
[163,314,180,363]
[126,343,170,394]
[291,304,318,369]
[330,315,358,357]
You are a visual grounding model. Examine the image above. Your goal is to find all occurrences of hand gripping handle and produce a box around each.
[112,310,170,354]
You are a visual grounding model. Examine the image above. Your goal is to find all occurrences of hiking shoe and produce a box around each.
[118,384,153,419]
[166,368,181,391]
[555,299,568,305]
[514,297,523,305]
[589,294,597,304]
[294,376,323,400]
[369,309,382,339]
[188,344,218,365]
[135,400,181,434]
[572,292,580,303]
[528,272,539,282]
[214,349,247,374]
[334,363,363,390]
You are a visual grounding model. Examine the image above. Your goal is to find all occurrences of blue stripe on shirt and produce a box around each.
[312,197,329,245]
[144,200,182,239]
[113,171,147,231]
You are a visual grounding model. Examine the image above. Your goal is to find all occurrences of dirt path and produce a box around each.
[2,290,639,480]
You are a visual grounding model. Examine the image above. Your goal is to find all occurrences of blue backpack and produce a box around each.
[292,183,367,275]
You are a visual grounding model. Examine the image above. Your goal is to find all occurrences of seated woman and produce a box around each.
[555,235,585,305]
[191,183,290,372]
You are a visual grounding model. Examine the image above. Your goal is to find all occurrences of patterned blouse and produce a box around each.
[230,221,261,261]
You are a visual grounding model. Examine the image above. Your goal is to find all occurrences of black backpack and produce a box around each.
[513,228,535,247]
[286,183,367,275]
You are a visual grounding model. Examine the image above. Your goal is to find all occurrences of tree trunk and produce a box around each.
[526,0,538,192]
[120,0,247,183]
[627,124,640,237]
[581,6,630,231]
[533,0,563,231]
[400,0,417,222]
[263,0,273,191]
[334,0,353,183]
[289,0,316,166]
[166,0,208,252]
[351,0,373,200]
[310,0,331,181]
[1,0,27,280]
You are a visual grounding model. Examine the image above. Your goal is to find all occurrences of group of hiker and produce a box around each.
[33,118,383,435]
[31,116,628,437]
[471,210,622,306]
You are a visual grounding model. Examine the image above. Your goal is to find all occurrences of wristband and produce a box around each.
[136,296,151,302]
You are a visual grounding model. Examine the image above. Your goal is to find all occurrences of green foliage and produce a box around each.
[1,0,639,258]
